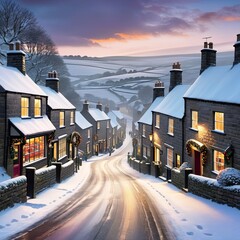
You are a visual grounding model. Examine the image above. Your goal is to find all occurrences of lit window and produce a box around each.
[69,142,73,159]
[214,112,224,132]
[155,114,160,128]
[154,147,161,164]
[59,137,66,158]
[87,129,90,138]
[107,121,109,128]
[70,111,74,125]
[168,118,174,135]
[59,111,65,127]
[176,154,181,168]
[86,142,90,153]
[213,150,225,172]
[142,124,146,136]
[21,97,29,118]
[97,122,100,129]
[23,136,44,164]
[34,98,41,117]
[191,111,198,130]
[167,148,173,168]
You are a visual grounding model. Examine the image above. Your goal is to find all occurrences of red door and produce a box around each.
[194,151,201,175]
[13,144,21,177]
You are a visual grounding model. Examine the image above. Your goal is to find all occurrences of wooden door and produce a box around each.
[194,150,201,175]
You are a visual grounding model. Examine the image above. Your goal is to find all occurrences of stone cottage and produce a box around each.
[0,42,55,177]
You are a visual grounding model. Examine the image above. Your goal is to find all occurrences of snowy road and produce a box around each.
[12,143,173,240]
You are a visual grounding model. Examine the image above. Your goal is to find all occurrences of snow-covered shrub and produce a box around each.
[216,168,240,186]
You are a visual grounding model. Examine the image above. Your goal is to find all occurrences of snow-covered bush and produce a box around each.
[216,168,240,186]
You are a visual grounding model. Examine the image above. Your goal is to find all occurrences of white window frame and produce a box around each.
[34,98,41,117]
[70,111,74,125]
[214,112,224,132]
[168,118,174,136]
[59,111,65,128]
[191,110,198,130]
[213,150,225,173]
[166,147,173,168]
[21,97,29,118]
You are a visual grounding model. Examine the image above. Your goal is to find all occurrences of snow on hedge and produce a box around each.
[0,176,27,190]
[217,168,240,186]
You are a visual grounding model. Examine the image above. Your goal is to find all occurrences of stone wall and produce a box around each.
[35,166,56,194]
[188,174,240,209]
[0,176,27,211]
[171,168,192,189]
[61,160,75,181]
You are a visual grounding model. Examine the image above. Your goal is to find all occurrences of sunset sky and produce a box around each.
[17,0,240,57]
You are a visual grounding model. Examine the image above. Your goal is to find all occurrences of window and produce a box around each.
[97,122,100,129]
[107,121,109,128]
[59,137,66,159]
[213,150,225,172]
[167,148,173,168]
[154,147,161,164]
[59,111,65,127]
[155,114,160,128]
[69,142,73,159]
[34,98,41,117]
[143,146,147,158]
[176,154,181,168]
[21,97,29,118]
[191,110,198,130]
[70,111,74,125]
[23,136,44,164]
[86,142,90,153]
[168,118,174,135]
[53,142,57,161]
[87,129,91,138]
[142,124,146,136]
[214,112,224,132]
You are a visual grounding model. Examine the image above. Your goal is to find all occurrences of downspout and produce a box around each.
[182,97,186,164]
[4,92,7,169]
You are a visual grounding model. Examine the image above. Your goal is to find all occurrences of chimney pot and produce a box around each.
[237,34,240,42]
[209,42,213,49]
[15,41,21,50]
[9,43,14,50]
[204,42,208,48]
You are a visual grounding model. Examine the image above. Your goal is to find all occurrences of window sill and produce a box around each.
[189,127,198,132]
[21,116,31,119]
[59,126,66,129]
[211,130,225,135]
[70,123,74,126]
[167,133,174,137]
[211,170,219,176]
[155,126,160,129]
[34,116,43,119]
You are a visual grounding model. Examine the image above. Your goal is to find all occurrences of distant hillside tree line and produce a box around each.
[0,0,80,108]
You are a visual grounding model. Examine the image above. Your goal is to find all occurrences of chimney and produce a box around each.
[169,62,182,92]
[153,80,164,101]
[46,70,59,92]
[7,41,26,75]
[96,102,102,111]
[82,100,89,112]
[200,41,217,74]
[104,105,110,114]
[233,34,240,65]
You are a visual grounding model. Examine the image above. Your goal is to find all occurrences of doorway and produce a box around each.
[194,150,201,175]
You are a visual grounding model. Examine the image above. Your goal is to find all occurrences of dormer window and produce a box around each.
[21,97,29,118]
[34,98,42,117]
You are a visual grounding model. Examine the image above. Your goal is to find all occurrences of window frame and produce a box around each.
[166,147,173,168]
[155,114,160,128]
[34,98,42,117]
[142,124,146,137]
[59,137,67,159]
[191,110,198,130]
[213,150,225,173]
[168,118,174,136]
[97,121,100,130]
[214,112,224,132]
[21,97,30,118]
[59,111,65,128]
[70,111,74,125]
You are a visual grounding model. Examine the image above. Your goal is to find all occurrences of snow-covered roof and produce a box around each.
[89,108,110,121]
[0,65,46,96]
[10,115,56,136]
[40,86,75,110]
[108,111,120,128]
[75,111,92,129]
[153,85,190,118]
[138,97,164,125]
[184,64,240,104]
[112,110,124,120]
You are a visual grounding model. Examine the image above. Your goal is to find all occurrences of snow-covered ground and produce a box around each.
[0,135,239,240]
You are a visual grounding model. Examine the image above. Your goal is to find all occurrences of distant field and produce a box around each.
[64,51,232,105]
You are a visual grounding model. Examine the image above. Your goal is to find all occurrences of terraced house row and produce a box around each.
[0,42,126,179]
[137,33,240,182]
